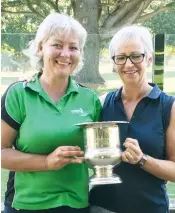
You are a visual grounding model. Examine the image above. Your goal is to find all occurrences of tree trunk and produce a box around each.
[74,0,104,84]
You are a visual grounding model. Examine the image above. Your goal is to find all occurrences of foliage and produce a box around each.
[142,9,175,46]
[1,0,175,82]
[2,0,175,39]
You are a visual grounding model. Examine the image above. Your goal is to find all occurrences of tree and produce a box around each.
[2,0,175,83]
[142,8,175,46]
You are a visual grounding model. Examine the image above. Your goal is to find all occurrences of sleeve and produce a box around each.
[1,83,25,130]
[93,94,102,122]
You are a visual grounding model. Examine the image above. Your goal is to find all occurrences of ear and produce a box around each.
[112,66,117,73]
[112,64,118,73]
[37,42,43,56]
[147,56,153,67]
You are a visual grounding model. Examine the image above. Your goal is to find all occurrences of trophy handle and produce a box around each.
[74,156,86,160]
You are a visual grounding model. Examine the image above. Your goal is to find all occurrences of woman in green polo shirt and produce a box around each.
[1,13,102,213]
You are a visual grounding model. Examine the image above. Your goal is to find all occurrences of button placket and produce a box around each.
[56,99,64,113]
[58,106,61,111]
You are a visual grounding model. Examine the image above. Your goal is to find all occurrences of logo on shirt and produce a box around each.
[71,108,88,116]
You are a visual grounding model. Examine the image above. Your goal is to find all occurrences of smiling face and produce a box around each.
[113,39,152,86]
[39,32,81,78]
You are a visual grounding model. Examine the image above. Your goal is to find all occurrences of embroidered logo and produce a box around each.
[71,108,88,116]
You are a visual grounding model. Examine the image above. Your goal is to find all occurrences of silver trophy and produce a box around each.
[76,121,128,185]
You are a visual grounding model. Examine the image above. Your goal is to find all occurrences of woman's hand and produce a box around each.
[122,138,143,164]
[45,146,84,170]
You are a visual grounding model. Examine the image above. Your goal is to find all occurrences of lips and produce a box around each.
[55,60,71,66]
[123,70,138,74]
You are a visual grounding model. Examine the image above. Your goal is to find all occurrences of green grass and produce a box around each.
[96,87,175,97]
[1,169,9,201]
[167,182,175,199]
[168,92,175,96]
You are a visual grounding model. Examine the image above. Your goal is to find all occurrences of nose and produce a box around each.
[60,46,70,57]
[124,57,133,67]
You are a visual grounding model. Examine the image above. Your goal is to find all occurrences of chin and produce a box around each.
[56,70,72,78]
[124,79,138,85]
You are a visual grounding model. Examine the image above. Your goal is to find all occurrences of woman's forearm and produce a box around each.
[142,155,175,182]
[1,148,48,172]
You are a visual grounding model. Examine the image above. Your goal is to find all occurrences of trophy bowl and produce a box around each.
[76,121,128,185]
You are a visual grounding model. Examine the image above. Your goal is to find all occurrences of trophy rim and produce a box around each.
[75,121,129,128]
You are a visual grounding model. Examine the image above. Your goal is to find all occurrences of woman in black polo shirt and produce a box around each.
[89,25,175,213]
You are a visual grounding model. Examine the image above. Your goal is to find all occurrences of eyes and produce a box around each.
[112,53,145,65]
[51,44,79,51]
[116,54,143,60]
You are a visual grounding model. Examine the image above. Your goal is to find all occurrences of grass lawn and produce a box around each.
[168,182,175,199]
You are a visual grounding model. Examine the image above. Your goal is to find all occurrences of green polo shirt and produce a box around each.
[1,73,102,210]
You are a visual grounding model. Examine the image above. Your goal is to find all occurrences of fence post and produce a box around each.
[153,34,165,91]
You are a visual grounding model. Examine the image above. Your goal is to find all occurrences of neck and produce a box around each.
[39,72,69,99]
[122,81,152,102]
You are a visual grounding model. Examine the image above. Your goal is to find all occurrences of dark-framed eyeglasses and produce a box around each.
[112,53,146,65]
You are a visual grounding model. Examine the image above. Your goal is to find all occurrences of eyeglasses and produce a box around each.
[112,53,145,65]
